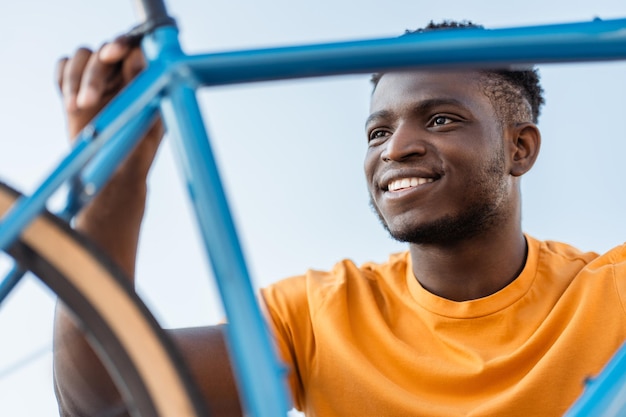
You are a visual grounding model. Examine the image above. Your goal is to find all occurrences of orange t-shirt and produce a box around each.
[261,235,626,416]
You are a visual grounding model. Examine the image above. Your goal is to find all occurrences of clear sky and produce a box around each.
[0,0,625,415]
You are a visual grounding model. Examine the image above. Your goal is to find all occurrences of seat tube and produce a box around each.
[132,0,170,26]
[142,26,290,417]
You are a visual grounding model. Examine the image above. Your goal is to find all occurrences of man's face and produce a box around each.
[364,71,514,245]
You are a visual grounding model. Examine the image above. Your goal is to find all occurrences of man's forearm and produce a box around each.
[74,173,148,280]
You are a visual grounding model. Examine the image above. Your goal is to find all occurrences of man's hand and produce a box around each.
[56,36,162,180]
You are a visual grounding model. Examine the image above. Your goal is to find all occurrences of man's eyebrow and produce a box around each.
[365,98,468,128]
[365,110,393,128]
[413,98,468,114]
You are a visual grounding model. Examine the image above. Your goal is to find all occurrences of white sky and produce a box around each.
[0,0,625,415]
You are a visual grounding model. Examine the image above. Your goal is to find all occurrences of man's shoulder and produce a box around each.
[526,234,626,265]
[264,251,411,297]
[311,251,411,285]
[527,235,599,263]
[525,234,626,285]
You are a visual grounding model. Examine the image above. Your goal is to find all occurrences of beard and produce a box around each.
[370,147,509,246]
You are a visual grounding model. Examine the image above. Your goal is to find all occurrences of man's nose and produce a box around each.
[381,124,427,162]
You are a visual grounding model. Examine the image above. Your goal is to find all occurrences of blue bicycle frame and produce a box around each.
[0,0,624,415]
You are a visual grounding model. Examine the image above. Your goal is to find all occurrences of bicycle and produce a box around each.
[0,0,625,416]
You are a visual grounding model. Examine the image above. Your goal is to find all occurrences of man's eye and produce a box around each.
[369,130,390,141]
[432,116,453,126]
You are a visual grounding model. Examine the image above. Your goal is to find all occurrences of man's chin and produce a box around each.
[369,199,486,245]
[386,208,505,246]
[385,222,453,245]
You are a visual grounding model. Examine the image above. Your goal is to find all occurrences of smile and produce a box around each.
[387,177,434,192]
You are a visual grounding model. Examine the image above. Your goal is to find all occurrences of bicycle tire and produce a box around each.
[0,182,208,417]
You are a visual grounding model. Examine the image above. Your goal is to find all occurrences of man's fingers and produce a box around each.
[98,34,139,64]
[102,36,146,84]
[77,36,146,109]
[75,47,122,109]
[62,47,93,113]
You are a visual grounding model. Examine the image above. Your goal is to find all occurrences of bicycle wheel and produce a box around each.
[0,182,208,417]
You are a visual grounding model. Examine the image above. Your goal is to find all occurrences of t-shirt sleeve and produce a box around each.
[260,275,313,411]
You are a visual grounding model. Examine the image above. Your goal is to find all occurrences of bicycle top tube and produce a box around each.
[178,17,626,87]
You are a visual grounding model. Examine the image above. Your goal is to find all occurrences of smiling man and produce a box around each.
[365,70,532,300]
[52,21,626,417]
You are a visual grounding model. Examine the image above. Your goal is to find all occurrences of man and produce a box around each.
[53,22,626,416]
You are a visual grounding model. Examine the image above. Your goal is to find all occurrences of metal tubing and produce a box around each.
[140,25,290,417]
[133,0,170,25]
[180,17,626,87]
[158,79,290,417]
[72,105,159,209]
[60,104,158,220]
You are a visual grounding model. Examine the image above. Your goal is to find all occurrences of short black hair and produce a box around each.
[371,20,545,124]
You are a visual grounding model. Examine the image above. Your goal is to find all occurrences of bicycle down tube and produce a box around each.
[0,3,624,416]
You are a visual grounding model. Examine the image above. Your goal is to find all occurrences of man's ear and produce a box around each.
[508,123,541,177]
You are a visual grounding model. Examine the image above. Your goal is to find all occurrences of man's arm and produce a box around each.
[52,39,242,417]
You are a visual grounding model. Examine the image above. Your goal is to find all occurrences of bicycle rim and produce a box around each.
[0,182,208,417]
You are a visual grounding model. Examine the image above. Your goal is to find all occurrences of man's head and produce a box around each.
[365,21,543,246]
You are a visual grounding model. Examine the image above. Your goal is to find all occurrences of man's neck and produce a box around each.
[408,228,528,302]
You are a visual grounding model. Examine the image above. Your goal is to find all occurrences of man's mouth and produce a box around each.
[387,177,434,192]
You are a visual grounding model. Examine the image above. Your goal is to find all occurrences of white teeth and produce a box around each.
[388,177,434,191]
